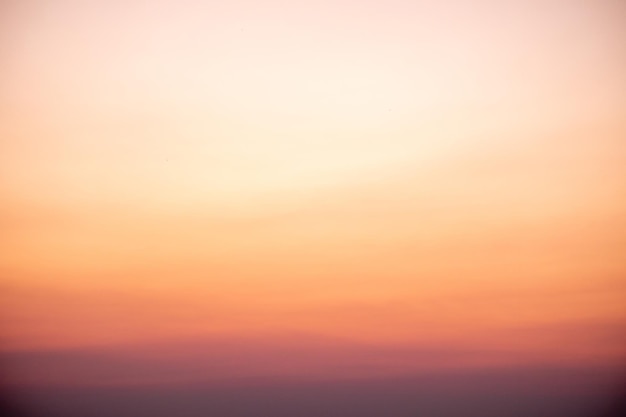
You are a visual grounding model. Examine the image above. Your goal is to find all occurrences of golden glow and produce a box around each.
[1,0,625,387]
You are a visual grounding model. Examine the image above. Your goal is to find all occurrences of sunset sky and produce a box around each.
[1,0,625,415]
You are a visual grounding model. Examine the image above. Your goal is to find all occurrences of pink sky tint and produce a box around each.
[0,0,625,394]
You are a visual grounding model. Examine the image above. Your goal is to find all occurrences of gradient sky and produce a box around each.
[1,1,625,411]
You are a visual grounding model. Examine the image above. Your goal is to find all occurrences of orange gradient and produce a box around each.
[1,0,625,392]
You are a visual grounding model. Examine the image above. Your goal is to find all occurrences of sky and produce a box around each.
[1,0,625,416]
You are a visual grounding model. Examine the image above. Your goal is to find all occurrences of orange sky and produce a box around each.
[1,0,625,387]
